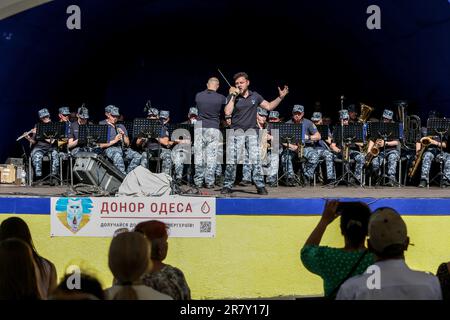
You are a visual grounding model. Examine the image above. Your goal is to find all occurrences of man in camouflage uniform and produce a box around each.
[281,105,321,186]
[139,110,173,176]
[68,106,91,156]
[417,123,450,188]
[99,105,142,175]
[239,107,279,186]
[168,110,192,182]
[24,108,60,184]
[330,110,365,185]
[222,72,289,195]
[193,77,227,188]
[311,112,336,183]
[367,109,400,187]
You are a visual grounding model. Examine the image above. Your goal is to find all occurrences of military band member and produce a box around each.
[281,105,321,186]
[367,109,400,186]
[99,105,142,175]
[68,106,91,156]
[24,108,60,183]
[330,110,364,185]
[347,104,358,123]
[222,72,289,195]
[138,110,172,175]
[183,107,199,125]
[417,124,450,188]
[311,112,336,183]
[146,108,159,120]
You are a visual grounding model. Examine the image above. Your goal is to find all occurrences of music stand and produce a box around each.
[366,122,401,187]
[35,122,67,185]
[329,123,365,187]
[132,118,163,172]
[315,125,329,141]
[168,123,195,185]
[78,124,109,149]
[427,118,450,187]
[271,123,304,186]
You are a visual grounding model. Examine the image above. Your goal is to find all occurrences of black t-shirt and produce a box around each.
[196,89,227,129]
[231,91,265,131]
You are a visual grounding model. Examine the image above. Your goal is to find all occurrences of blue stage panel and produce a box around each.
[0,198,50,215]
[0,197,450,216]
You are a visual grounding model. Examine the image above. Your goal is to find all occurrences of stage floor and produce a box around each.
[0,184,449,199]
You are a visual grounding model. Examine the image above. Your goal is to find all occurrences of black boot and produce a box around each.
[256,187,268,195]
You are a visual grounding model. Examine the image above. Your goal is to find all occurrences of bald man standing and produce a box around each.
[193,77,227,188]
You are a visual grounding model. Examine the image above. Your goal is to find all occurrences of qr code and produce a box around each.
[200,221,211,233]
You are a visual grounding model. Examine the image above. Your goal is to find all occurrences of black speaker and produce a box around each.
[73,152,125,194]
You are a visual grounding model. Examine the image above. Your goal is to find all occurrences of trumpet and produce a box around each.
[16,129,34,141]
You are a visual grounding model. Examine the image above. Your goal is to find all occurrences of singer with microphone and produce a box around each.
[99,105,142,175]
[221,71,289,195]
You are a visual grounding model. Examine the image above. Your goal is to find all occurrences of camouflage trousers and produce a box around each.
[224,134,264,189]
[242,150,279,184]
[141,149,172,176]
[172,148,190,180]
[335,150,364,182]
[193,128,220,187]
[420,150,450,182]
[31,147,59,177]
[371,149,400,178]
[104,146,142,175]
[316,148,336,180]
[281,147,320,180]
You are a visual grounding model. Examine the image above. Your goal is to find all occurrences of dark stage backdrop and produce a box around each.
[1,0,450,161]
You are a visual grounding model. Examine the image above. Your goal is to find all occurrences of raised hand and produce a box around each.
[278,85,289,99]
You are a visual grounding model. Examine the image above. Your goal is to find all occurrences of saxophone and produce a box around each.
[364,139,381,167]
[408,136,433,178]
[297,141,304,158]
[343,143,350,162]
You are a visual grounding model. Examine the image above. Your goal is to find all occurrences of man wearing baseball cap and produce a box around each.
[330,109,365,185]
[68,106,91,156]
[183,107,198,125]
[366,109,400,187]
[25,108,60,184]
[281,104,321,186]
[99,105,142,175]
[310,112,336,183]
[337,207,442,300]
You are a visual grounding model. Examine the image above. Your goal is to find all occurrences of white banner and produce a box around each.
[50,196,216,238]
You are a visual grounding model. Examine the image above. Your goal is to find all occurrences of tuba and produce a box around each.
[358,103,374,123]
[408,136,433,178]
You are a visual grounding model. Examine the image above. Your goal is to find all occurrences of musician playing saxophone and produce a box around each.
[242,107,279,187]
[366,109,400,187]
[417,119,450,188]
[99,105,142,175]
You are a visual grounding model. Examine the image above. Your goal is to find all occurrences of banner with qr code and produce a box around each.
[50,196,216,238]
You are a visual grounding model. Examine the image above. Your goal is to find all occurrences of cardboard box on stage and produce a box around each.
[0,164,16,184]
